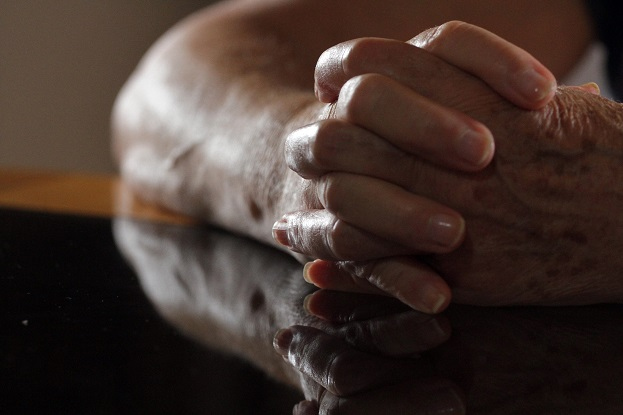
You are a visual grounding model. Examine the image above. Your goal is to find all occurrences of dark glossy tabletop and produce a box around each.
[2,171,623,414]
[1,208,300,414]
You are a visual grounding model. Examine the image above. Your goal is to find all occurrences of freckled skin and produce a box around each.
[112,0,611,308]
[288,82,623,307]
[411,88,623,306]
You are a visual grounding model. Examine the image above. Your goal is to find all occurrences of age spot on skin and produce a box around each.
[248,199,263,221]
[250,289,266,312]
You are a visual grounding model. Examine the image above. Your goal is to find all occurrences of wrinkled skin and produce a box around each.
[279,23,557,262]
[274,21,623,310]
[294,84,623,307]
[427,88,623,305]
[113,3,611,309]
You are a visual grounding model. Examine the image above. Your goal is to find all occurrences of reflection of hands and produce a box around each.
[114,219,623,413]
[113,218,312,385]
[279,289,623,414]
[275,326,464,415]
[113,219,448,389]
[273,292,463,415]
[273,22,557,313]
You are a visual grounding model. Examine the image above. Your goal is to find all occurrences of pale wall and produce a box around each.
[1,0,212,173]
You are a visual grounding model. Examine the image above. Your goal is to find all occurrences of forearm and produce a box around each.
[111,0,594,245]
[111,1,325,244]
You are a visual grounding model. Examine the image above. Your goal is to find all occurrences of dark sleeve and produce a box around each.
[584,0,623,100]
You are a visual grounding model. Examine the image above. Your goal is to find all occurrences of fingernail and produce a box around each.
[303,293,314,314]
[578,82,601,95]
[517,68,556,103]
[426,214,465,249]
[272,218,291,248]
[303,262,314,283]
[455,129,494,167]
[272,328,293,355]
[420,285,449,314]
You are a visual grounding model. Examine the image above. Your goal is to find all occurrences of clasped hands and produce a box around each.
[272,21,622,314]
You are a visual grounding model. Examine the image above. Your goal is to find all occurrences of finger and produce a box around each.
[272,209,411,260]
[286,117,490,190]
[302,290,450,355]
[315,37,434,103]
[305,258,452,315]
[304,289,411,322]
[305,260,388,296]
[316,26,554,110]
[273,325,424,397]
[335,74,494,170]
[285,119,410,180]
[333,310,451,356]
[315,172,465,253]
[410,21,556,109]
[293,400,318,415]
[317,378,466,415]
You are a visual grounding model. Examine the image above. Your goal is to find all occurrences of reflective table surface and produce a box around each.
[1,208,300,414]
[2,172,623,414]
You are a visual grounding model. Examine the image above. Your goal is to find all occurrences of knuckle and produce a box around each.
[287,210,359,260]
[540,91,585,147]
[418,20,467,51]
[311,120,346,169]
[434,20,469,42]
[317,173,345,211]
[401,154,425,192]
[437,20,469,35]
[342,37,381,75]
[344,260,377,282]
[314,44,345,100]
[360,259,404,293]
[339,73,385,122]
[340,321,378,352]
[300,180,322,209]
[326,351,354,397]
[284,128,312,176]
[323,219,358,260]
[363,261,389,288]
[316,44,339,75]
[284,212,306,251]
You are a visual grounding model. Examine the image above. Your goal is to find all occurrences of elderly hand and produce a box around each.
[274,21,557,313]
[304,85,623,309]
